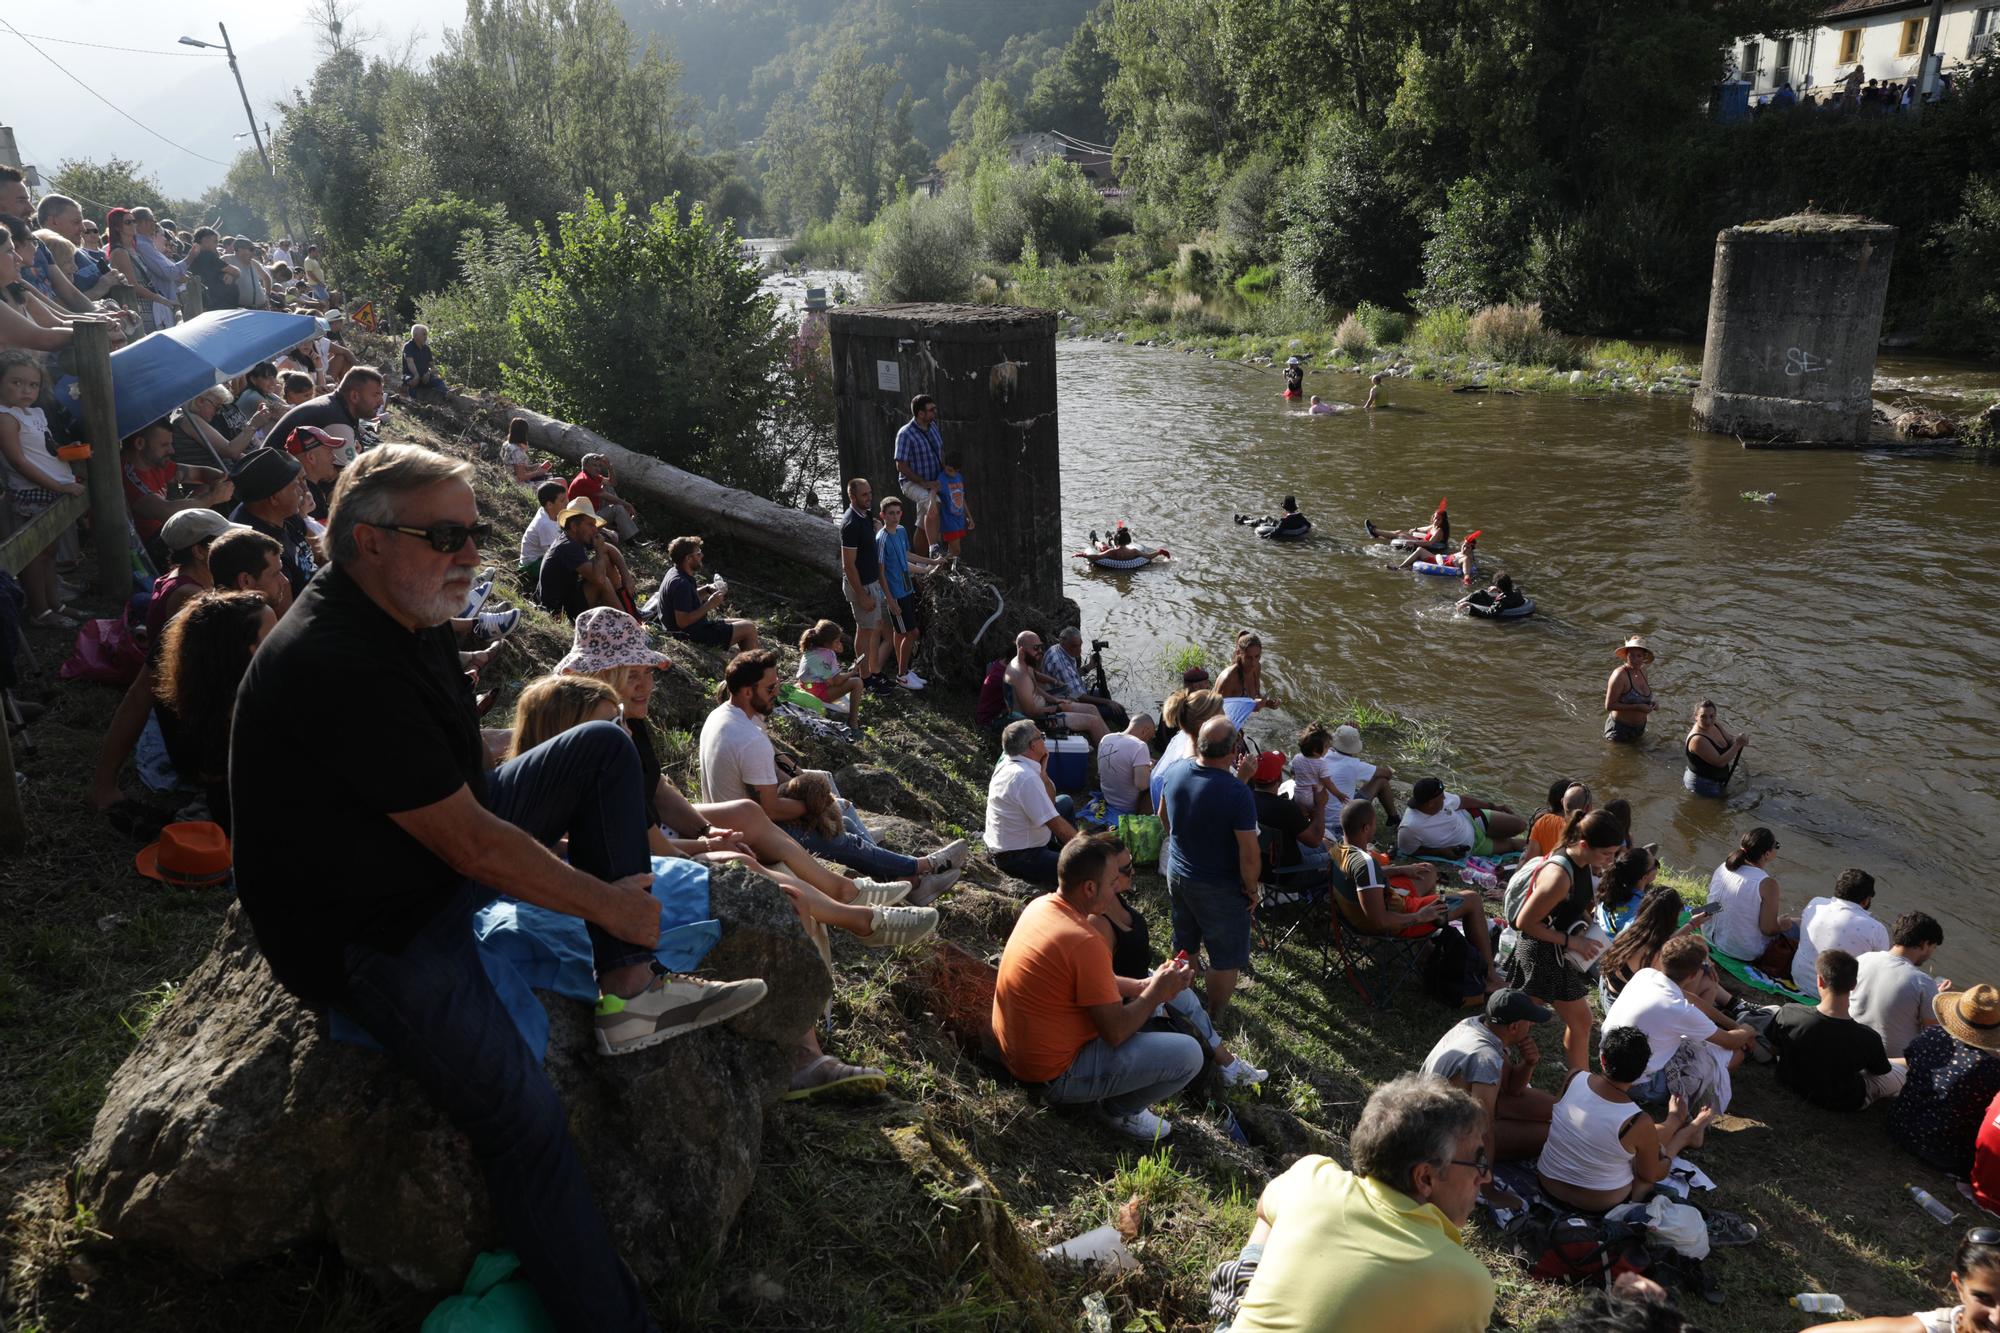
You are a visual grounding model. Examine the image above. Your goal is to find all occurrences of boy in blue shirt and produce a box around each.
[935,450,973,558]
[875,496,938,690]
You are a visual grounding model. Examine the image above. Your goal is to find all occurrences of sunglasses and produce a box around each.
[379,520,491,553]
[1971,1226,2000,1245]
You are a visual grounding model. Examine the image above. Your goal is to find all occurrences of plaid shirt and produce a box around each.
[1042,643,1086,699]
[893,418,943,484]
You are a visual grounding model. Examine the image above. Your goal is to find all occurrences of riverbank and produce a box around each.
[0,392,1977,1332]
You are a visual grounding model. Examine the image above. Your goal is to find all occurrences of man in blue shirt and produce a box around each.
[1158,715,1261,1013]
[893,394,945,555]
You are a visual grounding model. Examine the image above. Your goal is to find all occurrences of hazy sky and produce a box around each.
[3,0,469,200]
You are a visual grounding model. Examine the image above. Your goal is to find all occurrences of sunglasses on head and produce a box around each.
[1971,1226,2000,1246]
[379,520,491,553]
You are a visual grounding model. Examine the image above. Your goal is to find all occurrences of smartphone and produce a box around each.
[1694,901,1722,918]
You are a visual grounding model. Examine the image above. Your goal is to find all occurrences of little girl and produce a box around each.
[1290,722,1342,830]
[0,350,87,628]
[797,619,863,728]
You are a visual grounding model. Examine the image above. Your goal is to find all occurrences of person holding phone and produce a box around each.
[1597,888,1732,1011]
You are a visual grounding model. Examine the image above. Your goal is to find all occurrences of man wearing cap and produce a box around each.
[1042,627,1128,731]
[536,497,623,622]
[1325,723,1398,824]
[1396,777,1528,860]
[1421,989,1558,1164]
[1246,750,1331,877]
[568,453,639,543]
[231,448,318,598]
[264,366,384,462]
[284,424,345,519]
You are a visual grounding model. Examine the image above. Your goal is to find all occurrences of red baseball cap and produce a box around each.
[1252,751,1287,784]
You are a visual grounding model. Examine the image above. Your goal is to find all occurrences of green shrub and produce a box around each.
[1279,118,1419,309]
[1466,302,1581,369]
[1133,291,1173,324]
[1411,306,1471,356]
[971,157,1103,263]
[1524,201,1704,337]
[1353,301,1406,346]
[1234,264,1277,298]
[1928,172,2000,356]
[1333,313,1371,356]
[361,194,513,321]
[1011,241,1068,310]
[866,191,978,302]
[1417,177,1533,312]
[1218,153,1283,263]
[786,216,871,268]
[505,191,788,495]
[417,222,539,389]
[1175,241,1215,287]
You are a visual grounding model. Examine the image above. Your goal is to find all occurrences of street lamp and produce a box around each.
[180,24,292,237]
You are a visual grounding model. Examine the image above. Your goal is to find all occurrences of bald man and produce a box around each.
[1158,714,1262,1011]
[1005,630,1108,745]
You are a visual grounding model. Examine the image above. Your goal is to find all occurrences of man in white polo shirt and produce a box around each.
[1793,868,1891,995]
[984,719,1078,886]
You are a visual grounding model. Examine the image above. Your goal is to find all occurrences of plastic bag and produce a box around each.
[1117,813,1164,866]
[422,1251,555,1333]
[59,616,145,686]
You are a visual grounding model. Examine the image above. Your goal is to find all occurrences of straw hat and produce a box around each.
[1332,724,1364,756]
[1937,983,2000,1053]
[1613,634,1654,661]
[557,495,607,528]
[135,821,232,889]
[556,606,670,676]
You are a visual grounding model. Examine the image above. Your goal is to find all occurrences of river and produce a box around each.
[1055,337,2000,978]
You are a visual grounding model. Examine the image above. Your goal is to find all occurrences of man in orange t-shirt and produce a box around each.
[993,835,1205,1140]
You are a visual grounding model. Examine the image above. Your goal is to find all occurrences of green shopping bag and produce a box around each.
[1117,813,1164,867]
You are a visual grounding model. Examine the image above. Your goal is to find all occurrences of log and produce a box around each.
[452,394,842,582]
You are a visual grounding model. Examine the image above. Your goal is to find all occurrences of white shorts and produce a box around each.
[900,478,936,513]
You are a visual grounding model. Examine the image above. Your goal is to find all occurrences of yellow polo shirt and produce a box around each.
[1231,1155,1494,1333]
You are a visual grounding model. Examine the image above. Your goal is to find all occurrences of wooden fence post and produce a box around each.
[72,324,133,597]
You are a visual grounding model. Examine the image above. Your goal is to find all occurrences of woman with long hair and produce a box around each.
[1593,842,1655,936]
[1214,630,1271,706]
[103,209,170,323]
[1596,885,1729,1013]
[154,590,278,832]
[1509,808,1625,1073]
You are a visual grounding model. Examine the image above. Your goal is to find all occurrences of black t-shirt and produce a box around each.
[233,504,319,597]
[231,563,486,1002]
[628,717,662,825]
[1772,1004,1891,1111]
[1252,787,1310,868]
[536,538,593,620]
[190,247,235,308]
[663,566,704,628]
[265,393,359,454]
[841,507,880,584]
[1108,891,1153,980]
[1276,512,1309,534]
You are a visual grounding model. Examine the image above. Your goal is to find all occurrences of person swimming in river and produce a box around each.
[1307,395,1340,415]
[1389,529,1479,579]
[1365,498,1449,551]
[1458,572,1526,614]
[1235,496,1312,538]
[1283,356,1304,399]
[1078,524,1171,568]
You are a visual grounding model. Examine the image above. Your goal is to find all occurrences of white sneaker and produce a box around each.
[851,877,911,906]
[594,974,768,1056]
[898,671,926,690]
[929,838,969,871]
[1221,1057,1268,1087]
[458,579,494,619]
[859,904,939,949]
[1100,1106,1172,1141]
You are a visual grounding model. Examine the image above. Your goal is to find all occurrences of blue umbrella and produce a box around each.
[106,309,326,440]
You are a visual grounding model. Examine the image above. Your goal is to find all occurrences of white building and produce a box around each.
[1735,0,1999,96]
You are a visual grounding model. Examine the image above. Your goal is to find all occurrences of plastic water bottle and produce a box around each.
[1909,1183,1958,1224]
[1790,1294,1845,1314]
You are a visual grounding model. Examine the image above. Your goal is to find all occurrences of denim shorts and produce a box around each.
[1683,769,1727,798]
[1167,872,1253,971]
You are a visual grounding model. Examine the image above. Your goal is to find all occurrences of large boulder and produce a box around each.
[71,866,829,1295]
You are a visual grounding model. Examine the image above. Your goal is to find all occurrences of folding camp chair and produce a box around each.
[1326,858,1432,1010]
[1250,826,1334,977]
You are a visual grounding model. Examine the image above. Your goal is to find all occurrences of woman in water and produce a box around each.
[1389,530,1479,578]
[1603,635,1657,743]
[1684,698,1749,797]
[1364,498,1449,551]
[1081,523,1170,567]
[1458,572,1527,615]
[1215,631,1273,708]
[1362,372,1384,409]
[1801,1227,2000,1332]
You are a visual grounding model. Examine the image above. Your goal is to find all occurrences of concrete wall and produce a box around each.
[1736,1,1994,95]
[830,304,1063,608]
[1691,218,1897,445]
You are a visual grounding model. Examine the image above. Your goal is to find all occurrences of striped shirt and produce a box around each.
[894,418,943,483]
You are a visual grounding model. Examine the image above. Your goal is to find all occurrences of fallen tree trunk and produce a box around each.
[451,391,842,581]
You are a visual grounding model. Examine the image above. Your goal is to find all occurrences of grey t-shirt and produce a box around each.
[1850,950,1940,1058]
[1421,1015,1508,1087]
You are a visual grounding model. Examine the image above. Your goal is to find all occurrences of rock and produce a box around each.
[833,763,904,814]
[1892,406,1957,440]
[1568,370,1583,384]
[884,1122,1061,1328]
[72,867,831,1296]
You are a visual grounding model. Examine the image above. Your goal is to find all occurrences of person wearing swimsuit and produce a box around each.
[1365,499,1450,552]
[1684,699,1748,796]
[1604,635,1657,743]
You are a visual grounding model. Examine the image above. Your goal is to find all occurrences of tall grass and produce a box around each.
[1352,301,1406,346]
[1410,306,1471,356]
[1466,302,1582,370]
[1332,314,1371,356]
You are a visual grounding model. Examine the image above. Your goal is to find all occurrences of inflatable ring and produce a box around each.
[1466,597,1535,620]
[1075,551,1154,570]
[1255,520,1313,541]
[1412,559,1471,577]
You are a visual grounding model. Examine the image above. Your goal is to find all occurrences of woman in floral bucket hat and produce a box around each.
[555,606,670,678]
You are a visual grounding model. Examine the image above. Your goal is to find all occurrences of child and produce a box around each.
[0,351,87,628]
[518,479,568,581]
[797,619,863,727]
[500,417,552,486]
[876,496,938,691]
[1290,722,1343,831]
[935,449,973,558]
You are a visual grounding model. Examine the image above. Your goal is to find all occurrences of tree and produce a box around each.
[866,190,977,301]
[1102,0,1237,231]
[49,158,174,219]
[810,42,902,218]
[506,192,786,492]
[1024,6,1115,144]
[1279,117,1418,309]
[363,194,513,319]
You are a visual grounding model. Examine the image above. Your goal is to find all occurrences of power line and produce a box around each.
[3,31,227,58]
[0,19,232,167]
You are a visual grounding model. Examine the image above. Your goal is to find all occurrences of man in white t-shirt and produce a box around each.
[1793,869,1891,995]
[698,649,963,900]
[1096,714,1155,815]
[1603,937,1756,1120]
[1852,911,1949,1057]
[1325,724,1398,823]
[984,720,1078,885]
[1396,777,1527,859]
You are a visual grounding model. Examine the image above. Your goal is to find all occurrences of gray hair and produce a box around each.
[35,194,78,226]
[410,323,429,337]
[199,384,232,407]
[131,206,155,222]
[1059,626,1082,643]
[327,443,473,564]
[1000,718,1042,757]
[1349,1074,1486,1197]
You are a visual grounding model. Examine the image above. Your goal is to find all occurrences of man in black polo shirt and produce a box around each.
[229,448,318,599]
[264,365,384,465]
[231,444,767,1331]
[838,477,891,691]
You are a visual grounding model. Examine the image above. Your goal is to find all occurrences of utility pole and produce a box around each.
[1911,0,1946,119]
[181,24,295,240]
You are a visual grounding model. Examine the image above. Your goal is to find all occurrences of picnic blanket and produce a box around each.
[1710,947,1814,1003]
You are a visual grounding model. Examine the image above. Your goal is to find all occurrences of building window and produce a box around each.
[1974,7,1999,58]
[1774,36,1794,87]
[1741,41,1761,82]
[1839,27,1862,64]
[1899,18,1924,56]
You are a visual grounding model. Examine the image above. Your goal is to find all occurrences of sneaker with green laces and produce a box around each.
[859,904,939,949]
[594,974,768,1057]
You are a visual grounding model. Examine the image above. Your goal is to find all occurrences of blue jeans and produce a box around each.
[337,720,657,1332]
[784,803,918,881]
[1162,988,1224,1053]
[1042,1028,1204,1116]
[990,796,1075,885]
[1683,769,1727,798]
[1295,842,1333,874]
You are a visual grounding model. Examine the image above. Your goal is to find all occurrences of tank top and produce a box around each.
[145,569,196,645]
[1685,732,1733,783]
[0,404,67,493]
[1538,1070,1641,1193]
[1703,861,1773,960]
[1536,851,1591,932]
[1106,892,1153,980]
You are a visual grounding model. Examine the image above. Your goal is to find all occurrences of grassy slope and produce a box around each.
[1,398,1971,1332]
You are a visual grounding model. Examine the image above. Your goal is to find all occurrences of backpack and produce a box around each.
[1503,851,1581,930]
[1422,923,1486,1006]
[1510,1208,1652,1284]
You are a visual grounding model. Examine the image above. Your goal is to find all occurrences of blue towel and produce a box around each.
[332,857,722,1061]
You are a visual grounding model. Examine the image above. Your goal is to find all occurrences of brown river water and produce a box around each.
[1055,338,2000,979]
